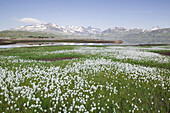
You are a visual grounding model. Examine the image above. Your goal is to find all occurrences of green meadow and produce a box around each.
[0,45,169,112]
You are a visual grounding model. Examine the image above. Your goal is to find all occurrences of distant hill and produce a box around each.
[0,30,70,38]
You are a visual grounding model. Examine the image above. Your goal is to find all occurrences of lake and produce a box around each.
[0,42,116,48]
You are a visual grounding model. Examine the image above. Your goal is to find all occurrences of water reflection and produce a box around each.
[0,43,116,48]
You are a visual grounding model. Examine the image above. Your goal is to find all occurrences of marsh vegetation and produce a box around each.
[0,45,169,112]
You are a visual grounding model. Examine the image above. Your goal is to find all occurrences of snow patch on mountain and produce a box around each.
[10,23,161,35]
[10,23,101,35]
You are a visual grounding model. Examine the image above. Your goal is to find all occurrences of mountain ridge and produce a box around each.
[9,23,163,35]
[1,23,169,44]
[10,23,101,35]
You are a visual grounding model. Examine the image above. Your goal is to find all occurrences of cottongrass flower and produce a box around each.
[0,45,169,112]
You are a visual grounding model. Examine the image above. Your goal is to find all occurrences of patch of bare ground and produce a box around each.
[38,57,78,61]
[158,52,170,56]
[0,40,15,45]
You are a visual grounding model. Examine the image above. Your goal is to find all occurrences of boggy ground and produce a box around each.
[0,45,169,112]
[157,52,170,56]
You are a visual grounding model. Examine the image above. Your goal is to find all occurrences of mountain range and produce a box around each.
[9,23,161,35]
[10,23,101,35]
[0,23,169,44]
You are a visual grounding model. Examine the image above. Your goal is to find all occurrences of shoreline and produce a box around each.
[0,38,123,45]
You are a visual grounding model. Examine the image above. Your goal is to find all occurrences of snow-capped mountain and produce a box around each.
[10,23,101,35]
[102,26,162,34]
[10,23,161,35]
[87,26,101,34]
[102,27,146,34]
[149,26,161,31]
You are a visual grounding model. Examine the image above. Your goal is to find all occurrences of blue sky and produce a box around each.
[0,0,170,30]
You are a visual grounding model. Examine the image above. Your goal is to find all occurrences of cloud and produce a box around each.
[15,18,41,24]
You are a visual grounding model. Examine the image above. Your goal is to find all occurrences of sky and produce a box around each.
[0,0,170,30]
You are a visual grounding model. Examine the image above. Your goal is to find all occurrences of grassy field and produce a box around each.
[0,31,68,38]
[0,45,169,112]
